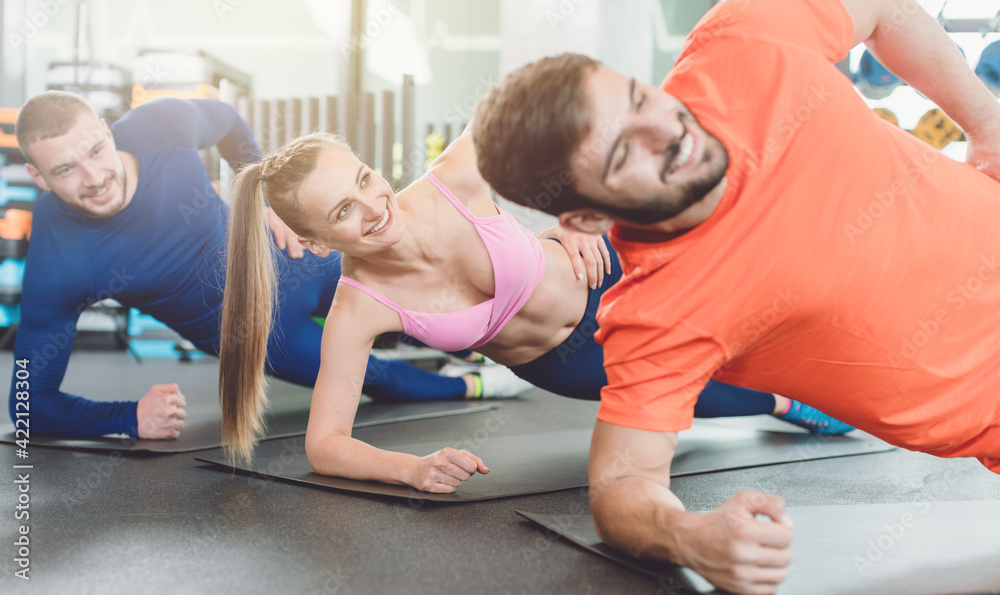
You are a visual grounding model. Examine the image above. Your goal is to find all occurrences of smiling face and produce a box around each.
[294,147,404,256]
[25,111,129,219]
[569,65,729,225]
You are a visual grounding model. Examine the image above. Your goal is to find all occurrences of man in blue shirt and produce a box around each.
[11,91,508,439]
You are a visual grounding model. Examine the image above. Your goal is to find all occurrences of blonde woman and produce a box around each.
[220,129,851,493]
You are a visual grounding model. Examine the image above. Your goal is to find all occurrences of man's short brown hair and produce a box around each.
[16,90,99,165]
[474,53,599,216]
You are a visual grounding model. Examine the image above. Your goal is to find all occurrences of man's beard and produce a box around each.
[602,128,729,226]
[116,166,128,212]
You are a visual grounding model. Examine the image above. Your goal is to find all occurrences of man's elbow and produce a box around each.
[592,495,666,561]
[589,475,656,556]
[590,472,688,558]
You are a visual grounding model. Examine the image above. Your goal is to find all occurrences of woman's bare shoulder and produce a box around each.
[326,257,403,337]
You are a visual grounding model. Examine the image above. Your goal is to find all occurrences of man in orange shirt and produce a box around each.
[474,0,1000,592]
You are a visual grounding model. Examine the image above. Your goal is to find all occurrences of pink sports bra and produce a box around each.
[339,172,546,352]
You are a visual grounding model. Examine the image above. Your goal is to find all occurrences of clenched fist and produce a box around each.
[136,383,187,439]
[679,490,794,594]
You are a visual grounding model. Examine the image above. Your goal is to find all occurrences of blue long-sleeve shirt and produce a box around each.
[10,98,262,436]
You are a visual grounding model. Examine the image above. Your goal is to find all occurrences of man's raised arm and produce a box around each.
[115,97,262,171]
[842,0,1000,177]
[117,97,306,257]
[183,98,262,170]
[589,420,794,594]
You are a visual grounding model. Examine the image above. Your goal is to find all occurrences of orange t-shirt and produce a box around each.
[595,0,1000,471]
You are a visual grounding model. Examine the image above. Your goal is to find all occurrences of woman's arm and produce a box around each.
[304,286,489,492]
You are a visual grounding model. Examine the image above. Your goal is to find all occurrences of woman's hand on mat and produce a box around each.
[265,207,306,259]
[409,447,489,493]
[540,225,612,289]
[679,490,793,594]
[136,383,188,439]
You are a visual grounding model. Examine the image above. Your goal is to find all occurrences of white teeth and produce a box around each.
[88,181,111,199]
[367,209,389,235]
[673,133,694,172]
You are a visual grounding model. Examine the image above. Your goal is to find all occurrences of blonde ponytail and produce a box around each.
[218,133,353,464]
[220,162,275,465]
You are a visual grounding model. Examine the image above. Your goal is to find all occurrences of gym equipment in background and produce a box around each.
[0,209,31,307]
[912,107,965,149]
[856,43,966,101]
[873,107,899,127]
[127,309,206,362]
[425,128,445,169]
[131,49,252,108]
[0,116,38,348]
[0,108,20,151]
[229,74,419,192]
[45,61,132,124]
[976,39,1000,96]
[855,49,902,100]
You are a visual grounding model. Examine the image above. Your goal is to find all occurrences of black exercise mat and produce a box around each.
[196,416,893,502]
[519,500,1000,595]
[0,351,497,453]
[670,417,894,475]
[518,511,713,593]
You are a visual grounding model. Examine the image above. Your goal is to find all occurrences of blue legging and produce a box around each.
[250,250,467,401]
[509,238,776,417]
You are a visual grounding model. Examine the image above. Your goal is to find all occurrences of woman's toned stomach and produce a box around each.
[477,239,591,366]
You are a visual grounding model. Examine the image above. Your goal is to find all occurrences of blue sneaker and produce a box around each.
[776,401,855,435]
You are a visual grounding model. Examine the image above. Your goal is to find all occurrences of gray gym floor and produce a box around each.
[0,351,998,594]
